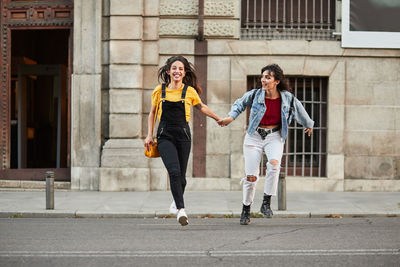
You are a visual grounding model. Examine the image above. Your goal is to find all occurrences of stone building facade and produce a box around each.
[71,0,400,192]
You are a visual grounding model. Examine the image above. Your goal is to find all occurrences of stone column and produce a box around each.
[99,0,166,191]
[327,61,345,188]
[71,0,103,190]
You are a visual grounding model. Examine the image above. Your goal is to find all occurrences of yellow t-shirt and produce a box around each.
[151,84,202,122]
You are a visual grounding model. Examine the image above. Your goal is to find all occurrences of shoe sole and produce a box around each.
[178,216,188,226]
[169,210,178,215]
[260,209,273,218]
[261,211,273,218]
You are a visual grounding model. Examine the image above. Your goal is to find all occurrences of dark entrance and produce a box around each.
[11,30,69,170]
[0,1,73,181]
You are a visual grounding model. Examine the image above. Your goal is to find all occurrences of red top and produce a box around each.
[259,97,281,126]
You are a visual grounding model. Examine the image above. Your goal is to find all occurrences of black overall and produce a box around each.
[157,84,191,209]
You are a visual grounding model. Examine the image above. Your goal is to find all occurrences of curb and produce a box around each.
[1,211,398,219]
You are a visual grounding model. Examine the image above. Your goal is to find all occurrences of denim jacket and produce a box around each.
[228,88,314,141]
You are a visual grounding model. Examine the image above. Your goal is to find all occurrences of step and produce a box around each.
[0,180,70,190]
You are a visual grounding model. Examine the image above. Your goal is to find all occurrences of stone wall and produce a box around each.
[75,0,400,192]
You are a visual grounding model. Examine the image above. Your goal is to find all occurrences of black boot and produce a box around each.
[260,194,273,218]
[240,204,251,225]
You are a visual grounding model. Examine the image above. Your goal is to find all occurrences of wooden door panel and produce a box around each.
[4,0,73,28]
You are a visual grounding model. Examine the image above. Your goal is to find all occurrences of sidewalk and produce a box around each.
[0,190,399,218]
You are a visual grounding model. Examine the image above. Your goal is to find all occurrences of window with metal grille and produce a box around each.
[241,0,336,40]
[246,75,327,177]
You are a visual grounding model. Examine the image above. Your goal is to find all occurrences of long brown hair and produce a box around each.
[158,56,202,95]
[261,64,291,92]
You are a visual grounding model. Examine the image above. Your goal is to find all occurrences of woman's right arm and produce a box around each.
[144,104,157,152]
[227,89,256,120]
[218,89,256,126]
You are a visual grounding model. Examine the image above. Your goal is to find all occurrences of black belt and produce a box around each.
[256,127,280,140]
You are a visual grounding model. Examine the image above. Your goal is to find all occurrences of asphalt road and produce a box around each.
[0,217,399,266]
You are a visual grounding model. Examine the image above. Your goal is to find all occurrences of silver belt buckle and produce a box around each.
[257,127,267,140]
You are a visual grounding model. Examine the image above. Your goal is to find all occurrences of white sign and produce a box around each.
[341,0,400,49]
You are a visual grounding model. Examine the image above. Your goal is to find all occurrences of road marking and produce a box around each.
[135,222,356,226]
[0,249,399,257]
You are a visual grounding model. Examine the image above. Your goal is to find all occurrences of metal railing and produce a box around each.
[241,0,336,40]
[247,75,327,177]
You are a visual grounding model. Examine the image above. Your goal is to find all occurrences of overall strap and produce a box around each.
[162,83,188,100]
[161,83,166,99]
[181,84,188,100]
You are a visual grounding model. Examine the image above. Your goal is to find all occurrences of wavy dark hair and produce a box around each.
[158,56,202,95]
[261,64,291,92]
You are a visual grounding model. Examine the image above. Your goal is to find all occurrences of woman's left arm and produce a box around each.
[194,102,221,121]
[292,97,314,136]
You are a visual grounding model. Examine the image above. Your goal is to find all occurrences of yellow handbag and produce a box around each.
[145,99,161,158]
[145,139,160,158]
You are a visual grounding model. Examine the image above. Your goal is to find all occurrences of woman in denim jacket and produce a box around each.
[219,64,314,225]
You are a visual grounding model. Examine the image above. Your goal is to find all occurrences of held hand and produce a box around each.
[218,117,234,127]
[144,135,154,152]
[304,128,313,136]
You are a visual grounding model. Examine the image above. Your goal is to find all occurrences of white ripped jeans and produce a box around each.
[242,130,284,206]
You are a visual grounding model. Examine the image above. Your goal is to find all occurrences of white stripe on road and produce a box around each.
[0,249,399,257]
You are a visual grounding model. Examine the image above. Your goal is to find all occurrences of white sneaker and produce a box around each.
[169,201,178,215]
[177,209,188,226]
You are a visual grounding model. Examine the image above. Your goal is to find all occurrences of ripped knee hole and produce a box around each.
[246,175,257,182]
[269,160,279,166]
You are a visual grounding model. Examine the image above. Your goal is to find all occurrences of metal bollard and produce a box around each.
[46,171,54,210]
[278,172,286,210]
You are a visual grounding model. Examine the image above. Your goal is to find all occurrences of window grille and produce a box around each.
[241,0,336,40]
[246,76,327,177]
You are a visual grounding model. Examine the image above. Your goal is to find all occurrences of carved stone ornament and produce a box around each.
[159,0,197,16]
[4,0,73,27]
[159,19,198,36]
[204,20,235,37]
[159,0,238,18]
[204,0,237,17]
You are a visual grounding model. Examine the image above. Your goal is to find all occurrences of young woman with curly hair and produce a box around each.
[219,64,314,225]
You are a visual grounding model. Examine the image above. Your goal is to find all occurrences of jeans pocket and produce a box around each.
[183,127,191,141]
[157,127,164,139]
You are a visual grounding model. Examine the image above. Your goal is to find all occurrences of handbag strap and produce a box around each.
[151,84,163,137]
